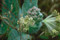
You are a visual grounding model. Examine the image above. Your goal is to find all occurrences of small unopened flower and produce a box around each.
[11,4,13,10]
[29,17,33,20]
[17,20,19,24]
[19,15,35,26]
[25,15,29,18]
[23,27,29,32]
[20,17,25,24]
[28,11,31,14]
[28,6,41,15]
[32,6,40,11]
[32,6,36,9]
[56,15,60,22]
[52,10,59,16]
[52,29,59,34]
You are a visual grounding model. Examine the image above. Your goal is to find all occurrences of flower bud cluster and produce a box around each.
[27,6,43,23]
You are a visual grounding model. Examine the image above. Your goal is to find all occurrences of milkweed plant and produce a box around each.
[0,0,60,40]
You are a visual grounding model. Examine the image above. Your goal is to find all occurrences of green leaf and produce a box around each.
[8,29,32,40]
[8,29,20,40]
[31,0,38,7]
[40,35,49,39]
[0,22,8,34]
[21,33,32,40]
[0,0,19,34]
[22,0,31,15]
[29,22,42,34]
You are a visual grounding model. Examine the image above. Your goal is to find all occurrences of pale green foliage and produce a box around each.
[8,29,31,40]
[43,10,60,36]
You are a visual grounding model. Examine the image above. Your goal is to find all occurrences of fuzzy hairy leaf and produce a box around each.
[8,29,20,40]
[8,29,31,40]
[0,22,8,34]
[29,22,42,34]
[0,0,19,34]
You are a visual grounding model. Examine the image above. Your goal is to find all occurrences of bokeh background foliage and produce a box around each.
[0,0,60,40]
